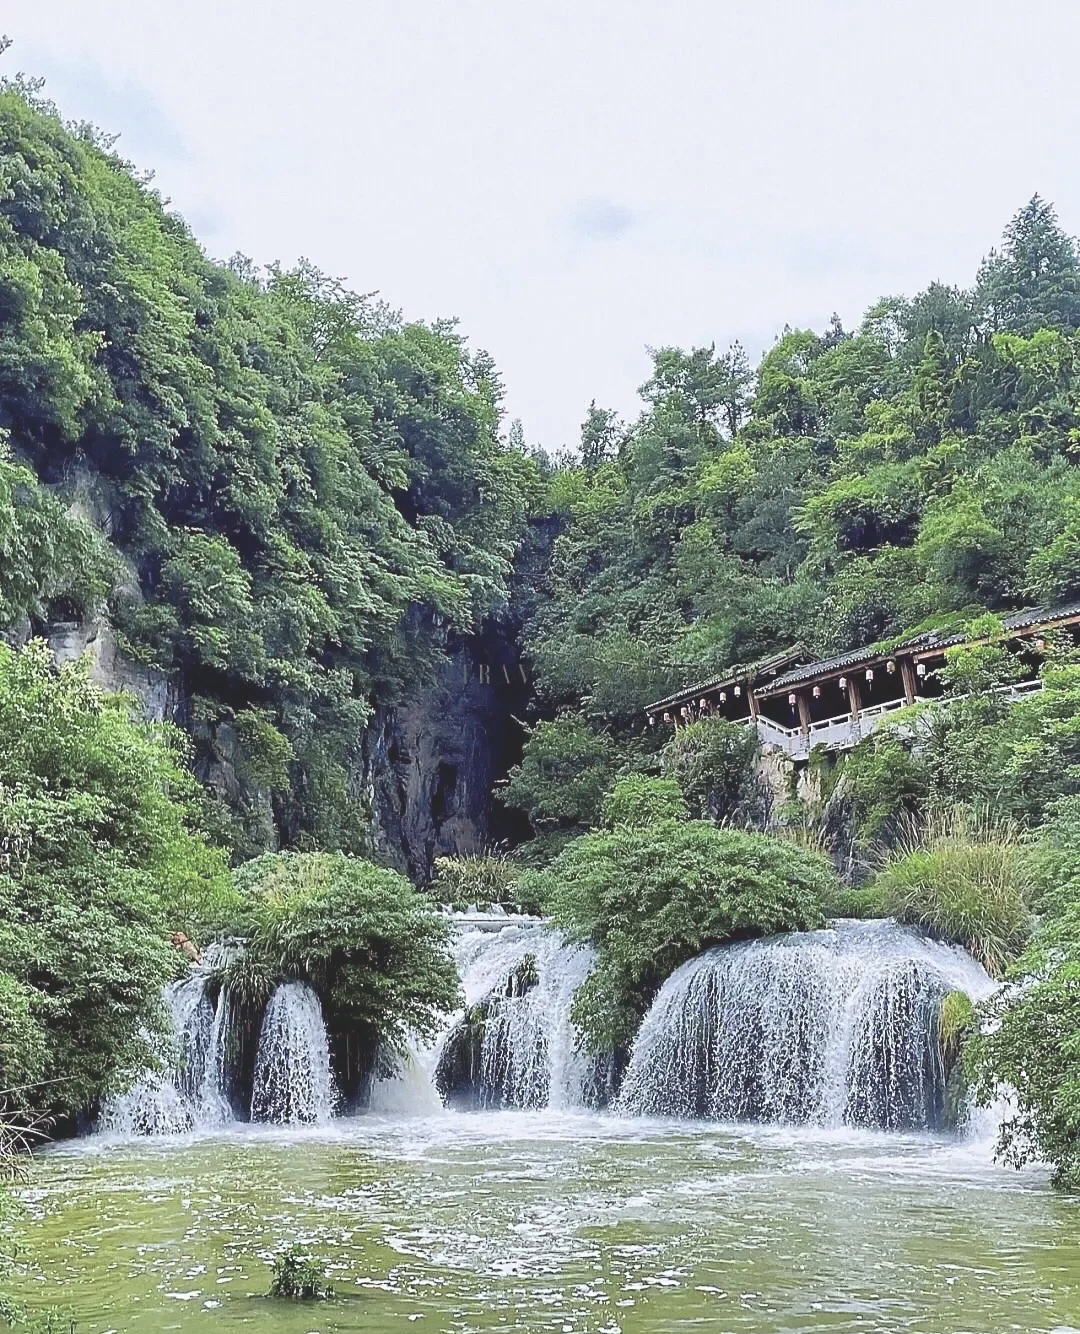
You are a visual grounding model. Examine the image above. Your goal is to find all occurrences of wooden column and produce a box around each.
[846,676,862,720]
[747,686,759,720]
[899,658,917,705]
[796,692,811,735]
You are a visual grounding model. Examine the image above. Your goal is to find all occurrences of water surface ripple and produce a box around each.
[11,1111,1080,1333]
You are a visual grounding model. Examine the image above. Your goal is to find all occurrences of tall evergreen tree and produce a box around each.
[977,196,1080,334]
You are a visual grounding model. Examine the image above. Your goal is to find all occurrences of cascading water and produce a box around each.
[373,919,598,1113]
[100,945,235,1135]
[618,918,996,1130]
[250,981,338,1125]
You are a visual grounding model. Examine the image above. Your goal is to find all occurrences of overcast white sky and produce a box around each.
[6,1,1080,451]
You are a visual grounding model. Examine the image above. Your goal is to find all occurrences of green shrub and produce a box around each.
[601,775,687,829]
[871,812,1033,976]
[432,853,519,909]
[508,830,582,870]
[839,733,930,841]
[969,906,1080,1190]
[269,1246,334,1301]
[538,819,837,1050]
[1023,795,1080,917]
[500,717,618,828]
[232,852,460,1059]
[660,717,762,822]
[0,642,229,1122]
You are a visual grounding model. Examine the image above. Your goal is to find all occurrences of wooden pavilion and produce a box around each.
[646,601,1080,760]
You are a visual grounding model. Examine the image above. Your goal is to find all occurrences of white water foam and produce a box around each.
[371,920,596,1113]
[250,981,338,1125]
[619,918,996,1130]
[100,945,235,1135]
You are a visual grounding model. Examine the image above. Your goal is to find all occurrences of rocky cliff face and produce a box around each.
[362,636,532,882]
[31,605,528,880]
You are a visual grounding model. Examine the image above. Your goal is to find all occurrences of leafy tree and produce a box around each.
[660,717,763,822]
[501,717,619,830]
[579,401,622,471]
[0,641,228,1124]
[976,196,1080,335]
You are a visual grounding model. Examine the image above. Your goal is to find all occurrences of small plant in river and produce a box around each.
[269,1246,334,1300]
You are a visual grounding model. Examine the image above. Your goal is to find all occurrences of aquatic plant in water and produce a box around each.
[269,1246,334,1300]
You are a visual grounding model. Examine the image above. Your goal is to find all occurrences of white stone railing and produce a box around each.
[752,678,1044,760]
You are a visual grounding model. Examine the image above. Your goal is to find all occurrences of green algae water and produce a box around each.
[9,1111,1080,1334]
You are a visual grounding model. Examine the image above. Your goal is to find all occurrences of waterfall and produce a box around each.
[374,920,598,1113]
[250,981,338,1125]
[100,946,234,1135]
[619,918,996,1130]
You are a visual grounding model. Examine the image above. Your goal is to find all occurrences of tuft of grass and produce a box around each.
[939,990,977,1065]
[268,1246,334,1301]
[220,954,278,1012]
[872,810,1033,977]
[432,852,520,911]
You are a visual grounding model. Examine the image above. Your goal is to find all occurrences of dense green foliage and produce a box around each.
[659,718,763,823]
[969,799,1080,1188]
[0,80,540,856]
[0,641,226,1126]
[501,717,621,833]
[538,817,836,1049]
[600,774,688,828]
[227,852,460,1060]
[839,650,1080,842]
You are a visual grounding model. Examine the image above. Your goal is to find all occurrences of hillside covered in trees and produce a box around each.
[8,71,1080,858]
[511,195,1080,828]
[7,70,1080,1201]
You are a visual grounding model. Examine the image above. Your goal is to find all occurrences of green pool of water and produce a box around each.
[9,1111,1080,1333]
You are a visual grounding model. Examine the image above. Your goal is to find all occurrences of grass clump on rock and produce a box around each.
[871,811,1033,977]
